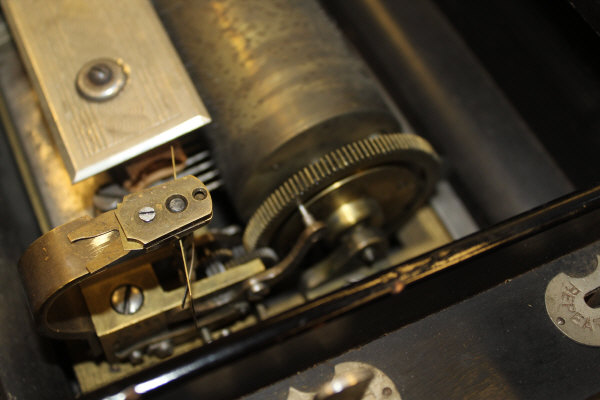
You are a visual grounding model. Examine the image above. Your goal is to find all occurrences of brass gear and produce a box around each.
[243,133,440,251]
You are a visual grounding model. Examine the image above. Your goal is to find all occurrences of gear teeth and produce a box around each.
[243,133,438,250]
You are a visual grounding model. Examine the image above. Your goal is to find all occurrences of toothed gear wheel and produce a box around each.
[243,133,440,251]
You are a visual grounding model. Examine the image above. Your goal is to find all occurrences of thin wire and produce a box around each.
[180,239,199,329]
[181,237,195,307]
[171,145,199,329]
[170,145,177,180]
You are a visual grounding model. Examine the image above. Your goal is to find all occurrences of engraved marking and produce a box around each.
[560,282,581,313]
[571,312,585,325]
[558,280,598,330]
[560,286,577,312]
[561,291,575,303]
[565,282,581,296]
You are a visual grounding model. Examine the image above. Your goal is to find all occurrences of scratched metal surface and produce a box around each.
[243,241,600,400]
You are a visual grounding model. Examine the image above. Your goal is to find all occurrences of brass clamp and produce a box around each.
[19,176,212,339]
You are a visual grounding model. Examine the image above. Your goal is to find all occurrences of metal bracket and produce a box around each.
[18,176,212,338]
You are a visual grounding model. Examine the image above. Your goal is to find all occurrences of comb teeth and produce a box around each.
[242,133,439,250]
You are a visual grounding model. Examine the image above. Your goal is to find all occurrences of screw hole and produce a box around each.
[193,187,207,201]
[557,317,565,325]
[87,63,113,85]
[166,194,188,213]
[585,287,600,309]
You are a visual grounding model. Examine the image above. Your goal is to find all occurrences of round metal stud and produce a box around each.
[247,279,269,301]
[111,285,144,315]
[166,194,188,213]
[138,206,156,223]
[76,58,127,101]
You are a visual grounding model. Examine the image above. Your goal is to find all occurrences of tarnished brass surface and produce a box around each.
[243,134,440,253]
[70,176,212,252]
[116,178,211,248]
[81,259,264,363]
[73,312,260,393]
[4,2,445,393]
[73,205,452,392]
[304,206,452,301]
[73,336,206,394]
[2,0,210,182]
[18,176,212,338]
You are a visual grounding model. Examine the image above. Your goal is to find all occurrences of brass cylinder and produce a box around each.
[155,0,399,219]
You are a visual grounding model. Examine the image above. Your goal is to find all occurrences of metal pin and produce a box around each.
[171,145,177,180]
[179,239,199,329]
[296,199,316,227]
[181,237,195,306]
[171,145,199,330]
[361,246,376,264]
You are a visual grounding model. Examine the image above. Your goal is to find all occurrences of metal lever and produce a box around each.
[245,203,327,300]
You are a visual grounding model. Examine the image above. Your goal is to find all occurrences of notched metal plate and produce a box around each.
[287,362,402,400]
[114,176,212,248]
[1,0,210,182]
[545,254,600,346]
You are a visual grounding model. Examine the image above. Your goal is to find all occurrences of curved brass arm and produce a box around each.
[18,176,212,338]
